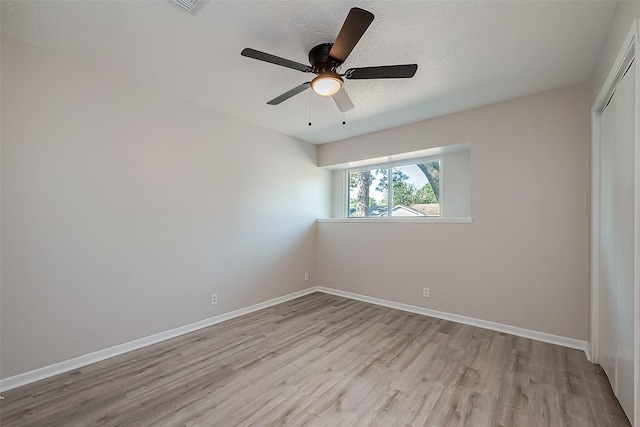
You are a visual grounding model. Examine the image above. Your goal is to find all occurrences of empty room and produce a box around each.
[1,1,639,426]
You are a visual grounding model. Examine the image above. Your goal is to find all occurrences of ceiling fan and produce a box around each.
[241,7,418,112]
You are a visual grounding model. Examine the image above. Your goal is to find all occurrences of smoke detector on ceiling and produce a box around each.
[172,0,202,13]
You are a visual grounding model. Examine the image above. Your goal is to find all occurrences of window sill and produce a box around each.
[317,217,473,224]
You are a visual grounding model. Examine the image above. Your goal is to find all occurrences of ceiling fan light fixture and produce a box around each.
[311,73,343,96]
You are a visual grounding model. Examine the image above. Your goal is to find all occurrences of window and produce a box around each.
[348,159,440,218]
[331,142,470,220]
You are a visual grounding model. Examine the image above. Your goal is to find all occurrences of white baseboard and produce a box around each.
[0,285,592,393]
[314,286,592,361]
[0,287,317,393]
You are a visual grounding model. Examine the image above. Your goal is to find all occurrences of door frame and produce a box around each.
[590,18,639,425]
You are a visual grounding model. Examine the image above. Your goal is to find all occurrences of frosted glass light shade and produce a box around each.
[311,74,343,96]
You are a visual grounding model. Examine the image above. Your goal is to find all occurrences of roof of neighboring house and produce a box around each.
[391,205,424,217]
[348,203,441,218]
[408,204,440,216]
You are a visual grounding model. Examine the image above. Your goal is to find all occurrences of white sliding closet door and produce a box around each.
[598,62,636,423]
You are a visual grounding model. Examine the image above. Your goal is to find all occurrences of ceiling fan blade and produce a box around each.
[267,82,311,105]
[241,48,311,73]
[331,88,355,112]
[329,8,374,63]
[345,64,418,79]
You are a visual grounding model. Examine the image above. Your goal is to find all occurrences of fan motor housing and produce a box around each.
[309,43,340,73]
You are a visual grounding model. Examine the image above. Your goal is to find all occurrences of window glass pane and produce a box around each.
[391,161,440,217]
[348,168,388,217]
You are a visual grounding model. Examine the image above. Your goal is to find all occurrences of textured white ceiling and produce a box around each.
[1,0,616,144]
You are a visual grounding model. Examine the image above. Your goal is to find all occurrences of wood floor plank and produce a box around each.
[0,292,630,426]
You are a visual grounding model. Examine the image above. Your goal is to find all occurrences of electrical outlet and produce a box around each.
[304,272,309,281]
[211,293,218,305]
[423,287,430,298]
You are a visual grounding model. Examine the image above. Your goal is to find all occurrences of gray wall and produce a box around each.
[0,39,331,378]
[317,83,591,340]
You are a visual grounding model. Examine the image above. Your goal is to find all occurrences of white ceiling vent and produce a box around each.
[172,0,202,13]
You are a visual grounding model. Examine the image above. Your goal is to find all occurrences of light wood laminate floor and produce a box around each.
[0,292,630,426]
